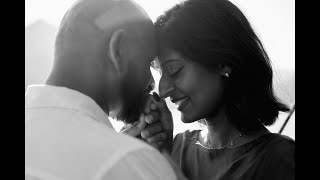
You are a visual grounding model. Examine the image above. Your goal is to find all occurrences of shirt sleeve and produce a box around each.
[98,148,178,180]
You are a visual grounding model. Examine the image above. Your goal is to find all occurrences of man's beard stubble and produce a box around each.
[115,71,147,125]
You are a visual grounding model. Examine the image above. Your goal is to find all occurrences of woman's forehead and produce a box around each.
[158,48,186,62]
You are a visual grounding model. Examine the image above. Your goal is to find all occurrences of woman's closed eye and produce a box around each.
[166,65,183,77]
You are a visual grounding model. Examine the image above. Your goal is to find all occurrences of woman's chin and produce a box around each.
[181,113,198,123]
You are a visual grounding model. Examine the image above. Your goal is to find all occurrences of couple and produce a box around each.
[25,0,295,180]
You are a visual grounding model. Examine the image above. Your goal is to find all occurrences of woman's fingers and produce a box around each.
[147,132,167,143]
[145,111,160,124]
[140,121,163,139]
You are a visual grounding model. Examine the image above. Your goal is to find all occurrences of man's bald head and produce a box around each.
[48,0,157,121]
[54,0,153,62]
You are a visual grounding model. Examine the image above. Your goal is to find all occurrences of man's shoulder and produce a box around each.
[26,115,166,179]
[65,117,158,158]
[85,129,177,180]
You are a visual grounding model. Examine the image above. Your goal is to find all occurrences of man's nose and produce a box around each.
[146,76,155,93]
[159,76,174,98]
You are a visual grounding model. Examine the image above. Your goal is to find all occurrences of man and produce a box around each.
[25,0,181,179]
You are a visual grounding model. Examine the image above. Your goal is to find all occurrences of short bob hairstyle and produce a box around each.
[155,0,290,132]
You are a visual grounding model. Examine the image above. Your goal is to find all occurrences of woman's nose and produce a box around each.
[159,76,175,98]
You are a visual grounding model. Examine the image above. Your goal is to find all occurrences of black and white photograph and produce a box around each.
[25,0,295,179]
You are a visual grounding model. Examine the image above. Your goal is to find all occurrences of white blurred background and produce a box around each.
[25,0,295,139]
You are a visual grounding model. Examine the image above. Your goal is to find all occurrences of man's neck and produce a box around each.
[46,71,110,116]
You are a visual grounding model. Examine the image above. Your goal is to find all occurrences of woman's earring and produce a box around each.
[225,72,230,78]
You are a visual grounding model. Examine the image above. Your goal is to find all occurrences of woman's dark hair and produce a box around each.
[155,0,290,132]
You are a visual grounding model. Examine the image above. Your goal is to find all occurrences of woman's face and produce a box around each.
[156,48,226,123]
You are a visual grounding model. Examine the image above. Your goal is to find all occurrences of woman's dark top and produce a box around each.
[171,130,295,180]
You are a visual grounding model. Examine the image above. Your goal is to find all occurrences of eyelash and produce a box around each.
[170,67,182,77]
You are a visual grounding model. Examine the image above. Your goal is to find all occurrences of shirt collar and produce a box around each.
[25,84,113,129]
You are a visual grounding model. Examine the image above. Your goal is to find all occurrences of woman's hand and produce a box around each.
[121,93,174,152]
[141,92,174,152]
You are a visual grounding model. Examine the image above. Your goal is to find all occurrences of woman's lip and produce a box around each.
[171,96,187,104]
[177,97,189,111]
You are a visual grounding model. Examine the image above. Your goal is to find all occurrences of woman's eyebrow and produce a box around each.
[160,59,181,68]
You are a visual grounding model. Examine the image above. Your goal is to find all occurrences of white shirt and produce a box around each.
[25,85,177,180]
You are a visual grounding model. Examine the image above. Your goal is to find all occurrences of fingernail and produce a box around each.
[153,92,161,102]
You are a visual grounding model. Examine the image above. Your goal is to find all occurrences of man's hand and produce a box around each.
[120,93,174,152]
[120,94,155,137]
[120,113,147,137]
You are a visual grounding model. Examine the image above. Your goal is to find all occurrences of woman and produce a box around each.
[151,0,295,179]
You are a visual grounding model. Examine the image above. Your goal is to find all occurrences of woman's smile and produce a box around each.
[171,96,190,111]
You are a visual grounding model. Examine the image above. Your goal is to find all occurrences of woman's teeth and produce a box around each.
[175,97,189,107]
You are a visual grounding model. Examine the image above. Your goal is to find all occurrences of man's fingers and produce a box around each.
[157,142,165,147]
[143,94,154,114]
[121,113,147,137]
[147,132,167,143]
[135,113,147,130]
[150,143,160,149]
[141,121,163,139]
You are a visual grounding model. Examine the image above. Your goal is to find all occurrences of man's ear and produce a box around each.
[217,64,232,78]
[108,29,126,75]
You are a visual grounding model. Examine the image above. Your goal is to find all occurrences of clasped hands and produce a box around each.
[121,92,173,153]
